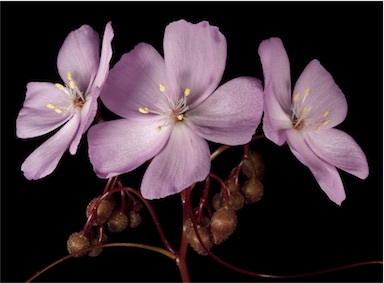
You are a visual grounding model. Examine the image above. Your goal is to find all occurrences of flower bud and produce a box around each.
[107,211,129,233]
[210,207,237,245]
[184,218,213,256]
[212,193,223,211]
[242,151,265,179]
[129,211,142,228]
[241,177,264,204]
[86,196,114,225]
[229,191,245,211]
[88,232,108,257]
[67,232,90,257]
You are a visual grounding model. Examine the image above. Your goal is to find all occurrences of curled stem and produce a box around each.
[25,242,176,283]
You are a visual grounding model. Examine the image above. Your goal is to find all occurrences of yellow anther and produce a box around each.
[304,87,310,97]
[302,106,309,115]
[155,126,162,131]
[69,80,76,89]
[315,125,322,131]
[322,111,329,117]
[54,108,63,113]
[66,71,73,81]
[184,88,190,96]
[177,114,184,121]
[139,107,149,114]
[55,83,64,90]
[293,92,300,101]
[159,84,165,92]
[47,103,55,109]
[322,119,331,126]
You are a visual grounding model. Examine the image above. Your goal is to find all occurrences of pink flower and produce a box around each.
[258,37,368,205]
[16,22,114,180]
[88,19,264,200]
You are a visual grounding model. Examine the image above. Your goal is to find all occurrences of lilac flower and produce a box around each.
[16,22,114,180]
[88,19,264,200]
[258,37,368,205]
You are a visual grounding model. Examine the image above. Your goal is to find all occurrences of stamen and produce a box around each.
[184,88,190,96]
[177,114,184,121]
[293,92,300,101]
[55,83,64,90]
[322,119,331,126]
[66,71,73,81]
[159,84,165,93]
[139,107,149,114]
[55,108,63,113]
[69,81,76,89]
[322,111,329,117]
[155,126,162,131]
[47,103,55,109]
[304,87,310,97]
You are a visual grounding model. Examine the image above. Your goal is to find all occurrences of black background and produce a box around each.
[1,1,383,282]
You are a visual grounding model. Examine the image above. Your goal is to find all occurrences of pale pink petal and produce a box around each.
[163,19,227,108]
[69,87,101,155]
[258,37,293,145]
[140,123,211,199]
[100,43,169,119]
[16,82,72,138]
[286,129,346,205]
[293,59,347,130]
[92,21,114,89]
[187,77,263,145]
[306,129,369,179]
[87,117,172,179]
[21,113,81,180]
[57,24,100,92]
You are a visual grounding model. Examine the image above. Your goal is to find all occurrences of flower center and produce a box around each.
[46,71,86,114]
[291,87,332,131]
[138,84,191,131]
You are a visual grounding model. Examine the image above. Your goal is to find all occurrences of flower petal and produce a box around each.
[16,82,72,138]
[100,43,169,119]
[306,128,369,179]
[293,59,347,130]
[187,77,263,145]
[140,123,211,200]
[87,117,171,179]
[258,37,293,145]
[92,21,114,89]
[69,87,101,155]
[163,19,227,108]
[286,129,346,205]
[57,24,100,92]
[21,113,80,180]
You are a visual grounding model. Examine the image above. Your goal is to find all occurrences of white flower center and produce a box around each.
[290,87,332,131]
[46,71,86,114]
[138,84,191,131]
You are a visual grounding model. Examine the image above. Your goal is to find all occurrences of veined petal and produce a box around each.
[306,129,369,179]
[258,37,293,145]
[140,123,211,200]
[88,117,171,179]
[100,43,169,119]
[16,82,73,138]
[286,129,346,205]
[258,37,292,115]
[21,113,81,180]
[69,87,101,155]
[187,77,263,145]
[163,19,227,108]
[92,21,114,89]
[57,24,100,92]
[293,59,347,130]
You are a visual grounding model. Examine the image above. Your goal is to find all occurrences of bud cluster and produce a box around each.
[186,150,265,256]
[67,192,143,257]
